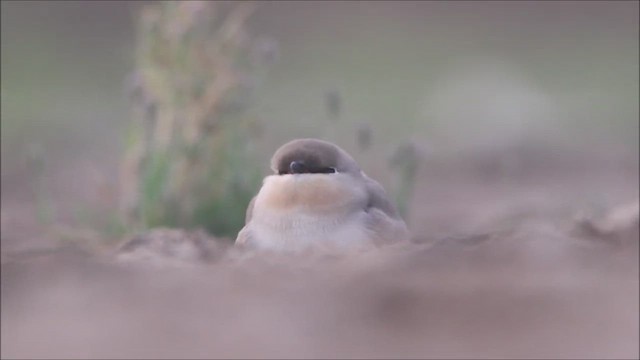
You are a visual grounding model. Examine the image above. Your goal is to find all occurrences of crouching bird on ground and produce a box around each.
[235,138,410,253]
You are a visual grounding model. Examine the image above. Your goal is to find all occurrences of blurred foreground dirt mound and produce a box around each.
[1,206,638,359]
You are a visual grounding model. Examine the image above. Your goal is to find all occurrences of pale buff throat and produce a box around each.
[255,174,367,214]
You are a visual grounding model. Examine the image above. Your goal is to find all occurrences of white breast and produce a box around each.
[247,173,373,252]
[249,210,372,252]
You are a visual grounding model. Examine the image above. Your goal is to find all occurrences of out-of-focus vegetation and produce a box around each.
[120,1,270,238]
[389,142,420,219]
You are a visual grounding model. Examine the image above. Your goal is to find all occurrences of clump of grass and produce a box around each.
[355,122,372,152]
[119,1,270,239]
[25,142,54,225]
[324,88,342,120]
[389,141,421,221]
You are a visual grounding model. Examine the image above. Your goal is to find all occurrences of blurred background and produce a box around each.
[2,0,638,244]
[1,1,638,359]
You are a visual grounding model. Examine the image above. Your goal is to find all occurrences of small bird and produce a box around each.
[236,138,410,253]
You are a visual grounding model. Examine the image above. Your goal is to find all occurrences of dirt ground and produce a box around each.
[1,144,638,359]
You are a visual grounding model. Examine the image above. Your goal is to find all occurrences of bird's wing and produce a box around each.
[245,196,257,224]
[233,196,257,247]
[362,175,410,244]
[235,225,253,247]
[363,175,401,220]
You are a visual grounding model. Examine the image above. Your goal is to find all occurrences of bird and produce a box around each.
[235,138,410,253]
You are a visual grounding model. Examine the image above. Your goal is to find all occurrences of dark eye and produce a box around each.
[278,167,337,175]
[320,167,336,174]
